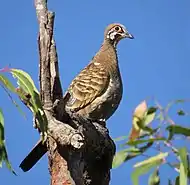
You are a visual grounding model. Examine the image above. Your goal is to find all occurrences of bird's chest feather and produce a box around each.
[89,73,123,120]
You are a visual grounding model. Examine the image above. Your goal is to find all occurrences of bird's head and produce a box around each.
[104,23,134,46]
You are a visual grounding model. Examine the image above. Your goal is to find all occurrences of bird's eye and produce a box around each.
[114,26,120,31]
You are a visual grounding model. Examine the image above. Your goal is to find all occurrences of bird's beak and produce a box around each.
[121,31,134,39]
[124,32,134,39]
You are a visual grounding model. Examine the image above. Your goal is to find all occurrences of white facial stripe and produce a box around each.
[110,32,117,40]
[107,25,127,40]
[107,30,118,40]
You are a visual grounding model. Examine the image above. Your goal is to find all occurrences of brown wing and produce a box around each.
[65,62,110,112]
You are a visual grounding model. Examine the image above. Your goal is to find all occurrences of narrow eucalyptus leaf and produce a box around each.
[0,74,16,92]
[127,137,166,146]
[177,110,185,116]
[175,176,179,185]
[166,125,190,140]
[112,149,128,168]
[0,109,16,174]
[132,161,161,185]
[179,148,188,185]
[148,168,160,185]
[134,153,168,168]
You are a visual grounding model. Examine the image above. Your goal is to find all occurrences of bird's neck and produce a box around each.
[94,39,118,66]
[101,38,117,52]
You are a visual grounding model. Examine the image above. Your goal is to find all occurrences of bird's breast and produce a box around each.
[88,72,123,121]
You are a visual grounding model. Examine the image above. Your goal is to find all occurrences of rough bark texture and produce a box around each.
[34,0,116,184]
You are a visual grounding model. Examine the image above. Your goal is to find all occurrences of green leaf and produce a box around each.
[112,149,129,168]
[139,142,154,153]
[166,125,190,140]
[132,152,167,185]
[175,176,179,185]
[114,140,155,171]
[148,168,160,185]
[127,137,166,146]
[134,153,168,168]
[156,112,164,122]
[187,155,190,178]
[10,69,39,110]
[0,74,16,92]
[178,148,188,185]
[174,99,186,104]
[177,110,185,116]
[10,69,38,93]
[0,144,16,175]
[130,100,147,140]
[138,107,157,137]
[0,109,16,175]
[0,108,5,142]
[35,107,48,139]
[0,74,25,117]
[179,148,188,174]
[10,69,47,137]
[113,135,128,142]
[144,107,157,126]
[132,161,161,185]
[133,119,155,136]
[112,147,144,168]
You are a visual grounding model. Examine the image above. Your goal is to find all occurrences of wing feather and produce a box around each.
[65,62,109,111]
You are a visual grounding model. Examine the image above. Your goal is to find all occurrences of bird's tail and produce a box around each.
[19,139,47,172]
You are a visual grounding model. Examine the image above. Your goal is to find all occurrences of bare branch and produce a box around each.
[35,0,52,108]
[33,0,115,185]
[34,1,77,184]
[46,112,84,148]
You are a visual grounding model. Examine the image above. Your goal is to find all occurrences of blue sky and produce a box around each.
[0,0,190,184]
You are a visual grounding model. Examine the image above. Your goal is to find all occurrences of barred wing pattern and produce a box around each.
[65,62,110,112]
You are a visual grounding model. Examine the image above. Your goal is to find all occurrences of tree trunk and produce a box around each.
[34,0,115,184]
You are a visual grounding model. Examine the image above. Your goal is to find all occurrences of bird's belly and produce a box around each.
[85,77,123,121]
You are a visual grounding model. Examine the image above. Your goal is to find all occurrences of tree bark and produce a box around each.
[34,0,115,184]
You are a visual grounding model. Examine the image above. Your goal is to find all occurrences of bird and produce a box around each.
[19,23,134,172]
